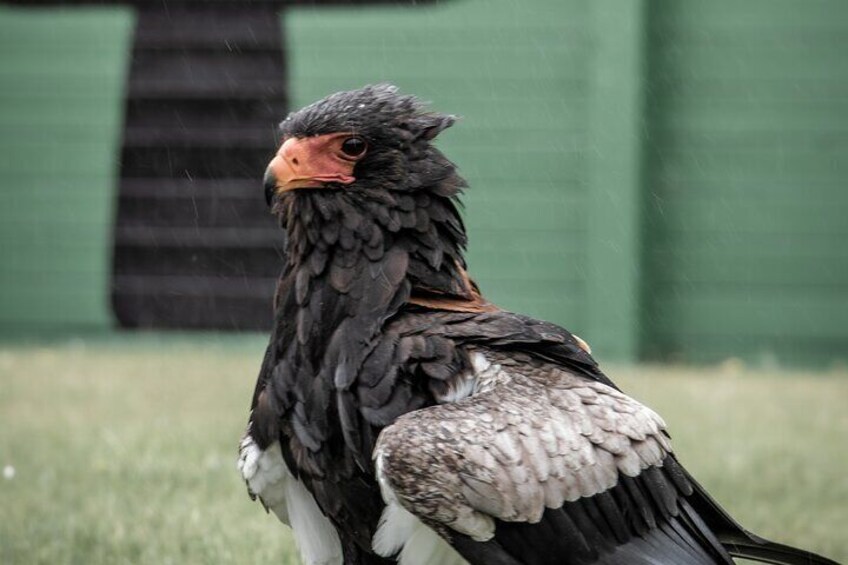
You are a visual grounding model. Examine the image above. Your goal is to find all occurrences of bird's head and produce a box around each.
[264,83,460,207]
[264,84,491,310]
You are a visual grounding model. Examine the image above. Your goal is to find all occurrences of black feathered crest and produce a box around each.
[280,83,456,146]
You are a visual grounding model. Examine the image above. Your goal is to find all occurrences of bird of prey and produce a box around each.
[238,84,836,565]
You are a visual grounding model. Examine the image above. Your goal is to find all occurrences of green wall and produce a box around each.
[643,0,848,364]
[0,6,133,330]
[1,1,846,366]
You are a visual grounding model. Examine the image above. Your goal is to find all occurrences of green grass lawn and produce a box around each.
[0,334,845,564]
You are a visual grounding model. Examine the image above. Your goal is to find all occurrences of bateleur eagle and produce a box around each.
[238,84,836,565]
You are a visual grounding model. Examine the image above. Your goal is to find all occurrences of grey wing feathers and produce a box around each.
[374,351,674,541]
[371,336,837,565]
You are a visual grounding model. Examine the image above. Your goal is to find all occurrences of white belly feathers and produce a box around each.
[238,433,343,565]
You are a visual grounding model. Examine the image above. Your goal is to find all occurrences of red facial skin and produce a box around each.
[266,133,366,194]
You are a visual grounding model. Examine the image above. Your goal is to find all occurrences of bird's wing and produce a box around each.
[351,309,611,460]
[372,349,732,565]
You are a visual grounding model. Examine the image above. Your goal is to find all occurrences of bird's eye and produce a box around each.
[340,137,367,158]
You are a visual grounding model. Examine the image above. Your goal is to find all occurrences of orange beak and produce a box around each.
[264,133,359,203]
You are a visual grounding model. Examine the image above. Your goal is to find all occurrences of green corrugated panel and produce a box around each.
[584,1,646,361]
[0,6,133,331]
[644,0,848,365]
[287,0,593,330]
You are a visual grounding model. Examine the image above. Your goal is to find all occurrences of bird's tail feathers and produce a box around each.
[721,537,839,565]
[683,471,838,565]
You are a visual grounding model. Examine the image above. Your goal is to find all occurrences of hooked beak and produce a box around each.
[263,168,278,207]
[263,134,358,206]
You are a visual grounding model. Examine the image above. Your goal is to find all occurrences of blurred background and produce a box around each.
[1,0,846,366]
[0,1,846,563]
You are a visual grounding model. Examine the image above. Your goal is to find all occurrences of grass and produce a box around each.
[0,334,845,564]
